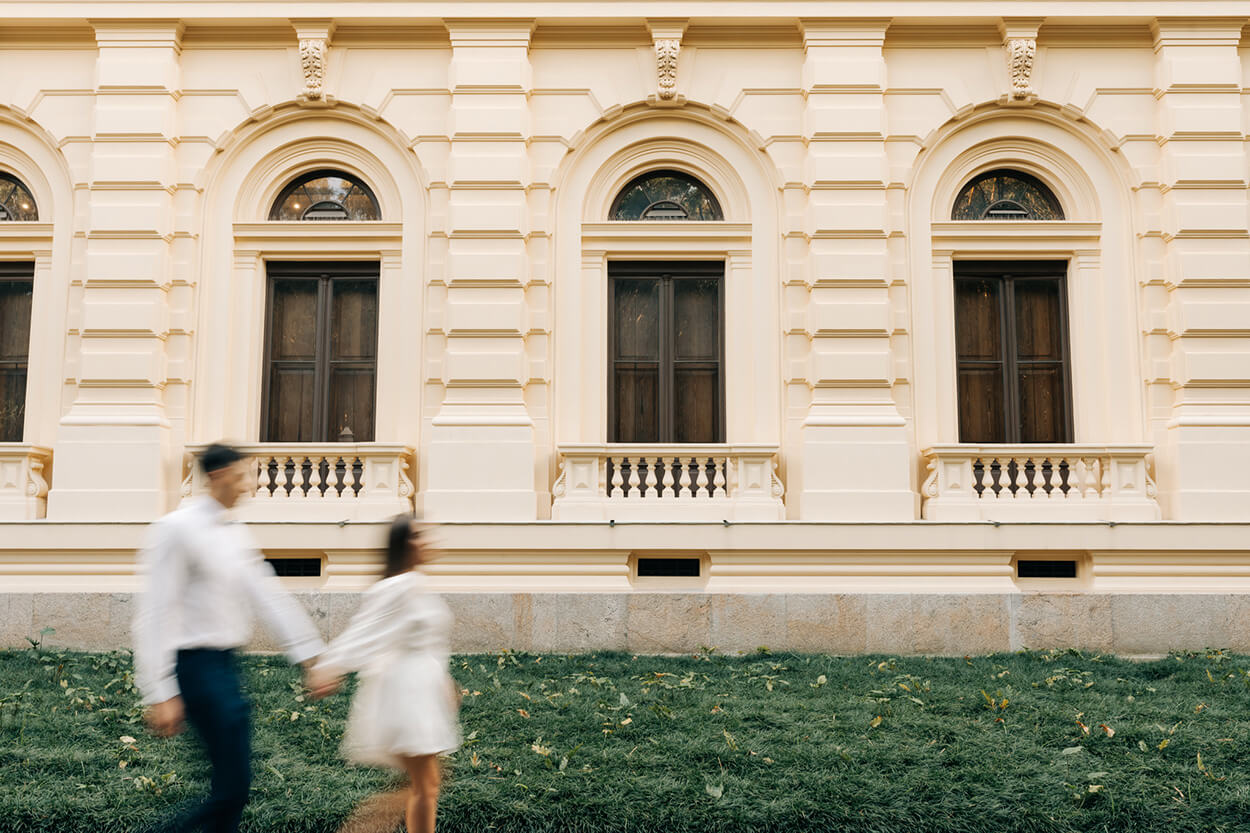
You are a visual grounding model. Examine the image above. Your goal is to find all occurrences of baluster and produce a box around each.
[712,456,727,498]
[627,456,641,498]
[695,456,709,497]
[643,456,658,498]
[1025,457,1045,495]
[610,456,624,498]
[660,456,675,499]
[312,456,329,501]
[1010,456,1026,499]
[277,455,293,500]
[255,456,270,499]
[987,457,1002,500]
[677,457,692,498]
[1054,456,1069,499]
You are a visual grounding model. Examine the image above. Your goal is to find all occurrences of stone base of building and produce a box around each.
[3,591,1244,657]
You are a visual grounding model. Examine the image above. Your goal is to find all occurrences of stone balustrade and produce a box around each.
[0,444,51,520]
[183,443,415,521]
[921,444,1159,521]
[551,444,785,520]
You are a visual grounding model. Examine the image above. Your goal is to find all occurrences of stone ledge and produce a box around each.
[2,592,1244,656]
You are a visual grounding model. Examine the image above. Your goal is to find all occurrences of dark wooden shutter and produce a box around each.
[262,263,378,442]
[954,262,1071,444]
[609,262,723,444]
[0,263,34,442]
[1012,279,1067,443]
[954,277,1007,443]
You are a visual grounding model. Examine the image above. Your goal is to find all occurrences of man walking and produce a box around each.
[133,443,336,832]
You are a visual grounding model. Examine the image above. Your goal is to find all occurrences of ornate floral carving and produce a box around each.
[299,38,327,99]
[654,38,680,100]
[1006,37,1036,99]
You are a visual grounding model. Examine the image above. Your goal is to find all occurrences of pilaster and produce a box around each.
[46,21,182,520]
[1151,18,1250,520]
[796,19,913,520]
[423,20,539,521]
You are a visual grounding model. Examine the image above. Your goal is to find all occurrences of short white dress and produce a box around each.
[318,571,460,768]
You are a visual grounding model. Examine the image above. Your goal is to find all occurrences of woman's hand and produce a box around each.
[304,663,342,700]
[448,676,463,710]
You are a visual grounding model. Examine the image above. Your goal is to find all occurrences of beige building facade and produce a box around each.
[1,2,1249,655]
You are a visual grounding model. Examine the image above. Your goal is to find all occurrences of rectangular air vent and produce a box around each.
[1016,559,1077,579]
[637,557,701,578]
[266,557,322,577]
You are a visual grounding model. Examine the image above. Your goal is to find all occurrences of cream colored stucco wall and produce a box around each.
[0,4,1247,616]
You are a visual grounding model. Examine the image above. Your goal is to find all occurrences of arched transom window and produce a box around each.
[952,169,1064,221]
[269,170,380,221]
[610,170,723,221]
[0,173,38,221]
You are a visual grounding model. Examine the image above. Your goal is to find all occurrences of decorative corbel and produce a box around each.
[647,20,688,105]
[293,20,335,101]
[999,18,1043,104]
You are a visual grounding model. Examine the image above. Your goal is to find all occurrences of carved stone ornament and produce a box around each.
[655,38,680,100]
[299,38,327,99]
[1006,37,1036,99]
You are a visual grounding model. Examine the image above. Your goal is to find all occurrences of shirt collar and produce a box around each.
[196,494,233,524]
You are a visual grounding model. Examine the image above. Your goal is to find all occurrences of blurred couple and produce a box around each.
[133,443,457,833]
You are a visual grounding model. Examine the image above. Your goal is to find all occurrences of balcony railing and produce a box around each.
[0,444,51,520]
[183,443,415,521]
[551,444,785,520]
[921,444,1159,521]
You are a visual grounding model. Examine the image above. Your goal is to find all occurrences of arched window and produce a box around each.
[0,173,38,221]
[951,169,1064,221]
[610,170,723,221]
[269,170,380,221]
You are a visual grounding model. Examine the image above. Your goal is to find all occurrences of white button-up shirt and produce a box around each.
[133,496,325,705]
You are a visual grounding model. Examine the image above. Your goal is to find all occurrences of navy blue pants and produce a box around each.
[160,649,252,833]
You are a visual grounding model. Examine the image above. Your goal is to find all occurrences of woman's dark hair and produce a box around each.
[383,514,415,579]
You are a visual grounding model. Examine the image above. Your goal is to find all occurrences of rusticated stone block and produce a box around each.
[1013,593,1113,652]
[864,594,918,654]
[626,594,711,654]
[1110,594,1233,655]
[785,594,868,654]
[709,594,787,653]
[445,593,514,653]
[912,594,1010,656]
[32,593,113,651]
[549,593,628,653]
[0,593,35,647]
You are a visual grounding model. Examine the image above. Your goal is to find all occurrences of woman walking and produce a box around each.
[312,515,460,833]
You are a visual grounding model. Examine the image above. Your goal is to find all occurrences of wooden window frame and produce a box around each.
[260,261,380,443]
[608,261,726,444]
[0,261,34,442]
[953,260,1074,444]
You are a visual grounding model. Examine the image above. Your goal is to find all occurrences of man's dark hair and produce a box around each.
[200,443,244,475]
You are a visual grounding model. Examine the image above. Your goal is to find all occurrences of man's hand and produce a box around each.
[304,664,341,700]
[145,696,185,738]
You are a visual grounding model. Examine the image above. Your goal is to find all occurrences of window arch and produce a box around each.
[951,169,1064,221]
[609,170,723,221]
[268,169,380,221]
[0,172,38,221]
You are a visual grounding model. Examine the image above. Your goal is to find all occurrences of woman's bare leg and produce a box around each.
[334,788,407,833]
[400,755,442,833]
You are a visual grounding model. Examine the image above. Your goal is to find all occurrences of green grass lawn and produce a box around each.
[3,646,1250,833]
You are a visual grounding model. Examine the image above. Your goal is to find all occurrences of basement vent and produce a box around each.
[637,557,701,578]
[266,557,323,578]
[1016,559,1077,579]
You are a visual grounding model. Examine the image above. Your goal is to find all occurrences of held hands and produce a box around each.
[145,696,185,738]
[304,664,342,700]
